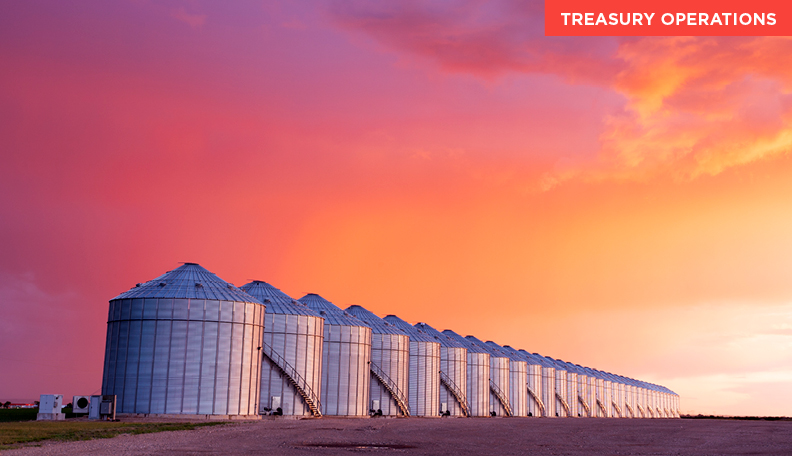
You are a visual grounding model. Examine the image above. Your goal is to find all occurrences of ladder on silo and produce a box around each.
[625,402,634,418]
[489,380,512,416]
[440,371,470,417]
[596,398,609,417]
[260,341,322,417]
[370,361,410,416]
[577,395,591,416]
[555,392,570,416]
[611,400,623,418]
[527,386,545,417]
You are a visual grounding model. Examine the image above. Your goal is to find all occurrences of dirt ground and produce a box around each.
[8,417,792,455]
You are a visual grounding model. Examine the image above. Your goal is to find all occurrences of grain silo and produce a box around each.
[485,341,528,417]
[522,351,556,417]
[102,263,264,417]
[559,361,588,417]
[542,357,570,417]
[384,315,441,417]
[604,373,624,418]
[576,365,597,418]
[442,330,491,417]
[239,281,323,417]
[415,322,469,416]
[345,305,410,416]
[581,367,607,417]
[298,294,371,416]
[502,346,544,417]
[465,336,512,417]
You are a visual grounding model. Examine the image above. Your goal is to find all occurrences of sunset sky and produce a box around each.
[2,0,792,416]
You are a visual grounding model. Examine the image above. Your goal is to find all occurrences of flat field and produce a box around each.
[6,416,792,455]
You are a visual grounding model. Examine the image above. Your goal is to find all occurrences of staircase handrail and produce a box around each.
[578,394,591,416]
[369,361,410,416]
[555,392,571,417]
[260,341,322,417]
[611,400,623,418]
[489,380,513,416]
[596,398,609,417]
[527,386,545,417]
[439,371,470,417]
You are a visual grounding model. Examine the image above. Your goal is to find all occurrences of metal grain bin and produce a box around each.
[522,351,556,417]
[346,306,410,416]
[465,336,511,417]
[560,362,589,417]
[554,360,582,418]
[442,330,491,417]
[102,263,265,417]
[486,341,528,417]
[384,315,441,417]
[299,294,371,416]
[502,346,544,417]
[240,281,323,417]
[415,322,469,416]
[543,357,570,417]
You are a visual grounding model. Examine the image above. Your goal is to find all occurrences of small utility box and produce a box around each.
[89,395,116,420]
[37,394,65,420]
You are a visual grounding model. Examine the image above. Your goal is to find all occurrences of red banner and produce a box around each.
[545,0,791,36]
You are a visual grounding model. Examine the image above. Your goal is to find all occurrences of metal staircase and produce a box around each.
[260,341,322,417]
[611,400,623,418]
[489,380,513,416]
[578,395,591,417]
[656,407,663,418]
[370,361,410,416]
[625,402,634,417]
[527,386,545,417]
[637,404,646,418]
[596,398,609,417]
[439,371,470,416]
[555,392,570,417]
[664,408,670,418]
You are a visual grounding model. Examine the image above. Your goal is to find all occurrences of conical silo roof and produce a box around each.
[240,281,319,316]
[414,322,467,348]
[345,305,404,334]
[111,263,261,303]
[485,341,523,361]
[521,351,555,368]
[298,293,370,327]
[465,335,507,358]
[501,345,537,364]
[384,315,438,343]
[442,330,489,353]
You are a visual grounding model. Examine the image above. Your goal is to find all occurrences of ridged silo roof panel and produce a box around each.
[298,294,370,327]
[414,322,467,348]
[383,315,438,342]
[465,335,507,358]
[344,305,404,334]
[500,345,536,364]
[442,330,488,353]
[240,281,319,316]
[111,263,262,304]
[486,341,524,361]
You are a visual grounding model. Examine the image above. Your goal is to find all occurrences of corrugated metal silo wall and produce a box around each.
[554,369,568,417]
[614,382,625,418]
[585,376,596,417]
[566,372,578,417]
[369,332,410,415]
[489,356,510,416]
[408,339,440,417]
[509,360,528,417]
[260,313,324,415]
[526,364,543,417]
[102,297,264,415]
[602,380,613,418]
[574,374,587,417]
[594,378,606,417]
[467,352,490,417]
[321,324,372,416]
[541,367,556,417]
[441,346,468,416]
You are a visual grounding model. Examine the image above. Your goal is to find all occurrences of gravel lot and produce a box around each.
[8,417,792,455]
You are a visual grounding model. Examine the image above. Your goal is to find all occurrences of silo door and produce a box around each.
[271,396,281,411]
[440,402,447,413]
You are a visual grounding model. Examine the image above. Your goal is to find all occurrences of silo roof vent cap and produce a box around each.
[135,283,142,287]
[195,282,203,288]
[158,282,167,287]
[263,298,271,303]
[320,310,327,315]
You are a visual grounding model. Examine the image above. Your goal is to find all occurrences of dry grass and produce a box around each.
[0,420,226,450]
